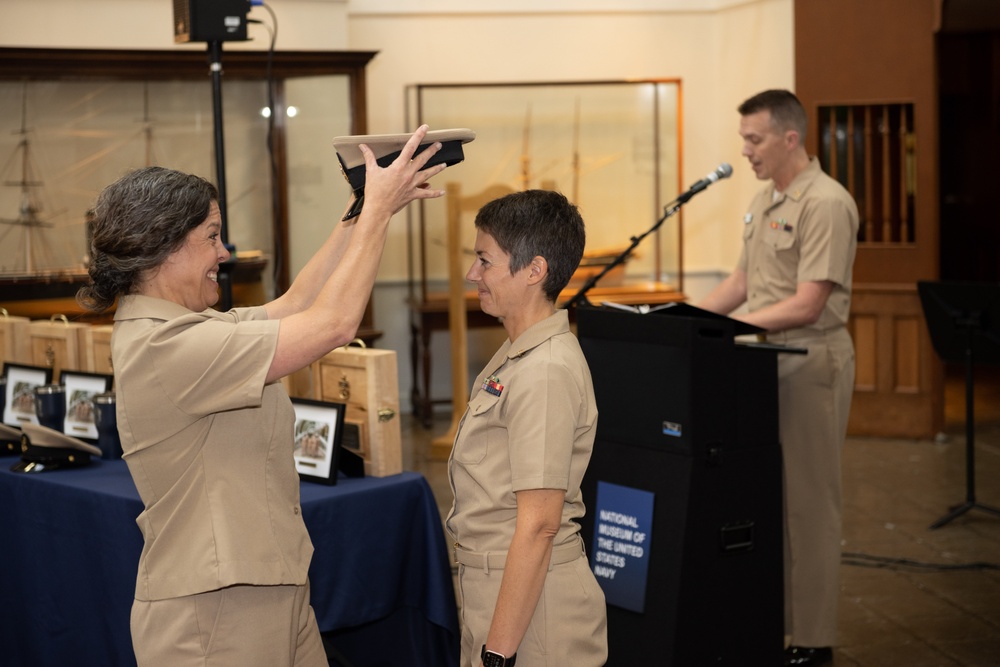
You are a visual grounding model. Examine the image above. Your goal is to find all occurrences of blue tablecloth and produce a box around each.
[0,460,459,667]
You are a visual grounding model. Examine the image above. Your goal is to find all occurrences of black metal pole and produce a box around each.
[965,335,976,504]
[561,199,683,310]
[208,40,234,311]
[929,315,1000,528]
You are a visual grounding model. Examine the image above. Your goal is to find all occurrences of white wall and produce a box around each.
[0,0,349,51]
[1,0,793,417]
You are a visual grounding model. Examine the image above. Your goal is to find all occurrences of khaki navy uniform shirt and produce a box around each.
[446,309,598,553]
[738,157,858,334]
[113,295,312,601]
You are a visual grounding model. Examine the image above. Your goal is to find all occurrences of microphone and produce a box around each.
[677,163,733,203]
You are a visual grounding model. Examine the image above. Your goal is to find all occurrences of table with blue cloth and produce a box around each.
[0,460,459,667]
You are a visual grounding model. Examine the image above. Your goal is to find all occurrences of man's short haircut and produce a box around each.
[474,190,586,302]
[738,89,808,140]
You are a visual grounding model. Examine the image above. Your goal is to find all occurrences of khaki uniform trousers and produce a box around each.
[456,536,608,667]
[770,327,855,647]
[130,583,327,667]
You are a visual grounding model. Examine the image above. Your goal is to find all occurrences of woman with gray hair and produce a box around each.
[78,126,447,667]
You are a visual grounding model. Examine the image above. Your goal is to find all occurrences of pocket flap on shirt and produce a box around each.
[468,392,500,416]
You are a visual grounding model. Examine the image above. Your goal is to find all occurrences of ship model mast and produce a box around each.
[0,87,58,276]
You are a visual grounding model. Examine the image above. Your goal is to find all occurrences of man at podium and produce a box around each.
[446,190,608,667]
[698,89,859,667]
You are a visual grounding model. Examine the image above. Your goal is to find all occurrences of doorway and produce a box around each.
[938,31,1000,435]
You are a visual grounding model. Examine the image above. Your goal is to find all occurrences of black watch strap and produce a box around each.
[481,644,517,666]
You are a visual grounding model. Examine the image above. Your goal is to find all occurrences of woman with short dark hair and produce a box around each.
[448,190,608,667]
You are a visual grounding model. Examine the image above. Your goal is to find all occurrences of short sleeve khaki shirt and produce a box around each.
[737,158,859,331]
[113,295,312,601]
[446,310,598,554]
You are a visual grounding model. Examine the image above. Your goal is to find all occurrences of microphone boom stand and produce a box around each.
[562,198,684,310]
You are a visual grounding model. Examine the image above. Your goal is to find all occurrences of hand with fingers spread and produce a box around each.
[358,124,448,219]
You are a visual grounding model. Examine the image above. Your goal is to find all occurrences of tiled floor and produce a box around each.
[402,365,1000,666]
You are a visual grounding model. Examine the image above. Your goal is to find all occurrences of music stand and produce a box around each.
[918,280,1000,529]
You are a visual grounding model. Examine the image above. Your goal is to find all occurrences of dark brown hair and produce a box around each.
[738,89,808,141]
[77,166,218,313]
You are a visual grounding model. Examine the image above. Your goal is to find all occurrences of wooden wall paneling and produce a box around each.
[91,325,114,376]
[893,315,921,393]
[0,315,31,368]
[796,0,942,438]
[847,285,943,438]
[850,314,878,392]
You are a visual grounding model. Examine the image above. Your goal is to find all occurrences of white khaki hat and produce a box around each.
[333,128,475,220]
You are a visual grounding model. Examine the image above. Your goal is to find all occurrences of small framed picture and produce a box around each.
[291,397,346,485]
[2,363,53,428]
[61,370,114,441]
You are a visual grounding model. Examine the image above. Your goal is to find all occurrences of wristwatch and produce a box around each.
[481,645,516,667]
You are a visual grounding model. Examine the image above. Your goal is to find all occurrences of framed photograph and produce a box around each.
[2,363,53,428]
[61,371,114,441]
[291,397,346,485]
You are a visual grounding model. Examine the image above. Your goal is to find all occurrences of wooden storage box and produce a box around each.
[311,343,402,478]
[90,325,115,376]
[0,312,31,368]
[28,315,95,380]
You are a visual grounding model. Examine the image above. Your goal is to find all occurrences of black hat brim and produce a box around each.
[333,129,475,221]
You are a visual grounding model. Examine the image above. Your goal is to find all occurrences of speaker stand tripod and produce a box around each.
[918,281,1000,529]
[929,327,1000,529]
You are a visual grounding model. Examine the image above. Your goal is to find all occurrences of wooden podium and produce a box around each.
[575,304,785,666]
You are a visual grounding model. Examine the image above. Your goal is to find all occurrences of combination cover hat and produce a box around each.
[10,422,102,473]
[333,128,475,220]
[0,423,20,456]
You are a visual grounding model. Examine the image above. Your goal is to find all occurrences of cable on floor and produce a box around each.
[842,551,1000,572]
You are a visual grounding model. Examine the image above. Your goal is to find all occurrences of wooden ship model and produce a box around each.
[0,90,90,318]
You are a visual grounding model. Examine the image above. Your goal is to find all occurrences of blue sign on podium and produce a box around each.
[589,481,655,613]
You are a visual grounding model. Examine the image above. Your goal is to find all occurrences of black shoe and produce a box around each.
[784,646,833,666]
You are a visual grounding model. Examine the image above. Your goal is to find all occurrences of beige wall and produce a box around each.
[1,0,794,403]
[2,0,793,279]
[349,0,795,279]
[0,0,349,51]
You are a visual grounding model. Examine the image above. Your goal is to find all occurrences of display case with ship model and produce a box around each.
[403,79,686,430]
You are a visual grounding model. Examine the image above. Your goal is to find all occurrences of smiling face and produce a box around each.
[143,201,230,311]
[466,229,530,324]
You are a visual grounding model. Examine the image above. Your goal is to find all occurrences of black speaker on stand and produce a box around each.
[173,0,252,311]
